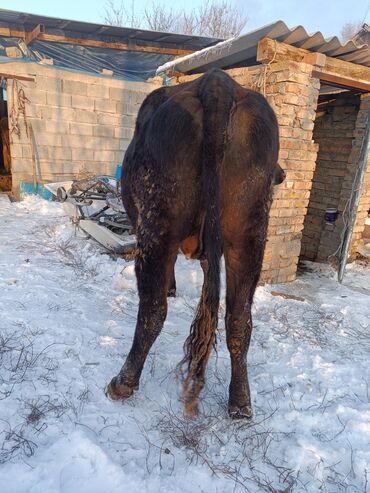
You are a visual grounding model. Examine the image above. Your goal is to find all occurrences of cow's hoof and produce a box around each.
[106,376,138,401]
[228,404,253,420]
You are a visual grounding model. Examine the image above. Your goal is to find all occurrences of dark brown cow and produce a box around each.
[106,68,284,419]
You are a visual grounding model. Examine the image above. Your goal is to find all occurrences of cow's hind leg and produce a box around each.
[224,242,264,419]
[107,241,178,400]
[167,258,177,297]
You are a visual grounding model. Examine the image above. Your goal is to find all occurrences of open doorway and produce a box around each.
[300,87,361,264]
[0,81,11,192]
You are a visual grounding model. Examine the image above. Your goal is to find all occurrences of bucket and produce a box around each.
[325,208,338,224]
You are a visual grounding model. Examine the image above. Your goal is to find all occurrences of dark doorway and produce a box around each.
[300,89,361,263]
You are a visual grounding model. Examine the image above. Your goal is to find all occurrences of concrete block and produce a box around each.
[116,102,138,116]
[27,105,43,118]
[22,145,32,159]
[71,148,94,161]
[62,79,88,96]
[10,144,23,158]
[42,106,76,121]
[36,75,62,93]
[109,86,128,101]
[87,84,110,99]
[93,126,115,138]
[69,123,94,136]
[29,91,47,105]
[46,92,72,107]
[37,146,71,160]
[94,99,117,114]
[5,46,22,58]
[97,113,122,125]
[31,120,69,135]
[72,95,95,111]
[93,150,118,162]
[74,110,98,124]
[115,127,134,139]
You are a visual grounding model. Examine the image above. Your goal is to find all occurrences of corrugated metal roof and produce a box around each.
[0,8,219,51]
[158,21,370,74]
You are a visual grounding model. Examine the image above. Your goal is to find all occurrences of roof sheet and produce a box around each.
[156,21,370,74]
[0,8,219,51]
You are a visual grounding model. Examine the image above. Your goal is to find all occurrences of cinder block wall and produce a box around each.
[6,61,160,195]
[300,95,360,261]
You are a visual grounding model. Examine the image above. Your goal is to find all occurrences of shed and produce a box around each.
[156,22,370,283]
[0,8,218,194]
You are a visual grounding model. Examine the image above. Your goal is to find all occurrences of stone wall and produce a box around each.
[5,61,160,195]
[300,95,360,261]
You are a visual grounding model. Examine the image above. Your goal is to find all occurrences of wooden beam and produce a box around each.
[312,70,370,92]
[257,37,324,65]
[0,24,194,56]
[0,73,35,82]
[0,27,25,38]
[257,37,370,91]
[25,24,44,45]
[37,33,194,56]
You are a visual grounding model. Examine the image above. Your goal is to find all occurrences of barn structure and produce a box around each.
[1,9,370,283]
[156,22,370,283]
[0,9,217,194]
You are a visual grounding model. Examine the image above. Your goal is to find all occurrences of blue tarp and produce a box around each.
[0,37,172,82]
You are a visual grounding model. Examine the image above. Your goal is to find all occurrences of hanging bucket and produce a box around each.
[325,207,338,224]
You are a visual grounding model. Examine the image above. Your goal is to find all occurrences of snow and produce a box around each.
[0,195,369,493]
[156,37,235,75]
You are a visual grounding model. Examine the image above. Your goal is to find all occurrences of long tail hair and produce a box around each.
[179,69,235,417]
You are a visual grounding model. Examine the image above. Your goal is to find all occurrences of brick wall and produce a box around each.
[300,95,360,261]
[348,94,370,257]
[5,61,160,195]
[261,62,320,282]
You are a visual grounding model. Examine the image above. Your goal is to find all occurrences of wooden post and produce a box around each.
[28,124,38,194]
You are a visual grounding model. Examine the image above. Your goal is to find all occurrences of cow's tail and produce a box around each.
[180,69,235,418]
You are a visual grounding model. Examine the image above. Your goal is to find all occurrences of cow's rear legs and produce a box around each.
[224,245,262,419]
[107,243,177,400]
[167,260,177,297]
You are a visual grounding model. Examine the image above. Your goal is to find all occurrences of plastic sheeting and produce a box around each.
[0,37,172,81]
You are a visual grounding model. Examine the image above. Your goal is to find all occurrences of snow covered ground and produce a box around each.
[0,195,369,493]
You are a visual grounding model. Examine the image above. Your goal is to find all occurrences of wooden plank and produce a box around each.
[0,73,35,82]
[312,70,370,92]
[257,37,370,90]
[25,24,44,45]
[0,24,194,55]
[37,33,194,56]
[0,27,25,38]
